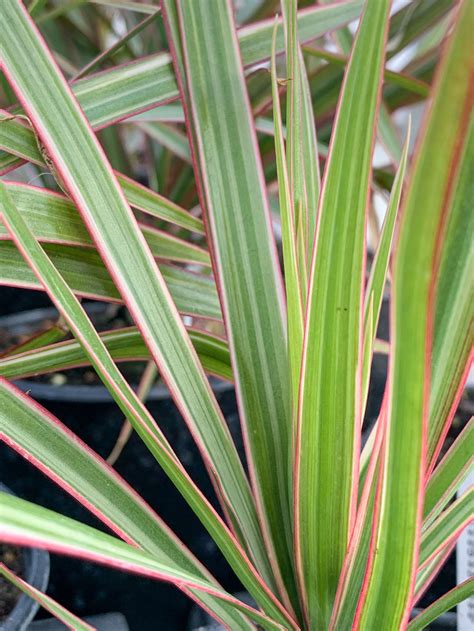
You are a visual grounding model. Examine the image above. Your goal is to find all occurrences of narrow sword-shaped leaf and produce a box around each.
[2,5,262,565]
[72,10,161,80]
[0,380,251,629]
[294,1,391,625]
[115,173,204,233]
[413,540,457,604]
[0,241,221,320]
[384,50,437,112]
[418,487,473,570]
[297,57,321,254]
[0,326,233,383]
[0,0,364,173]
[427,115,474,470]
[387,0,454,59]
[0,117,205,233]
[0,182,295,629]
[407,578,474,631]
[0,182,210,266]
[271,19,304,424]
[2,322,68,357]
[364,127,409,332]
[283,0,321,266]
[0,563,94,631]
[423,417,473,526]
[361,127,410,406]
[356,3,474,628]
[165,0,297,607]
[328,400,388,630]
[0,494,285,631]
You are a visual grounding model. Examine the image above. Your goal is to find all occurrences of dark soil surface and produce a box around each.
[0,544,23,620]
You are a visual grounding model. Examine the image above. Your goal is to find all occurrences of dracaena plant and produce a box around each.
[0,0,472,629]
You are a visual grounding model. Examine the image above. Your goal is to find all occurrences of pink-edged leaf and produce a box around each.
[0,493,284,631]
[294,0,391,625]
[163,0,297,609]
[424,416,474,527]
[0,241,221,321]
[0,326,233,383]
[329,398,388,630]
[413,539,459,605]
[0,563,95,631]
[419,486,473,571]
[0,114,204,234]
[270,17,304,423]
[0,378,252,629]
[355,3,474,628]
[282,0,321,267]
[0,182,210,267]
[0,5,277,591]
[427,118,474,471]
[0,182,295,629]
[408,578,474,631]
[362,126,411,412]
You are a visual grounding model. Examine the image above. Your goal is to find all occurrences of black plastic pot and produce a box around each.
[0,484,50,631]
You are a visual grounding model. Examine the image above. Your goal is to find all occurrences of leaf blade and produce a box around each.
[0,181,294,630]
[294,1,391,625]
[0,182,209,266]
[0,326,233,383]
[424,417,474,526]
[271,17,304,424]
[165,0,296,606]
[0,241,221,320]
[0,379,251,629]
[0,493,284,631]
[407,579,474,631]
[419,487,473,570]
[0,6,274,586]
[357,3,474,628]
[0,562,94,631]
